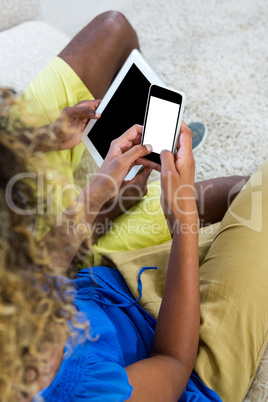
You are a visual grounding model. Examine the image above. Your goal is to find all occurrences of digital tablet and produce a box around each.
[82,49,166,179]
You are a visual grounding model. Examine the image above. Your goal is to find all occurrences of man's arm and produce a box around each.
[26,100,101,152]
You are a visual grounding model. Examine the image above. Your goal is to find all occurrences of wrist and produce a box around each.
[172,205,199,223]
[81,177,112,223]
[166,204,199,236]
[172,214,199,237]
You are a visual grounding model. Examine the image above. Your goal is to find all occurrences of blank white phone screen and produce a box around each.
[144,96,180,154]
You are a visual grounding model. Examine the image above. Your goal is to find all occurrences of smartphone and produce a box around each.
[141,84,186,164]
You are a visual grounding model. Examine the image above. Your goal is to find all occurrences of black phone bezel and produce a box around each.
[141,85,183,165]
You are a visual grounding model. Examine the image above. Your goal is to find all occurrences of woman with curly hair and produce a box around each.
[0,86,205,401]
[0,86,268,402]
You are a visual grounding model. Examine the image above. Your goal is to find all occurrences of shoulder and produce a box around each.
[39,341,133,401]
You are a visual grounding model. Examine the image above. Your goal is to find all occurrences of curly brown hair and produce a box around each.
[0,88,89,400]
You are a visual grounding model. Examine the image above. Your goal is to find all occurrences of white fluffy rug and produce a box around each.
[74,0,268,399]
[119,0,268,183]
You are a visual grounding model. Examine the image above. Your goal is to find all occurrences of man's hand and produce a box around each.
[54,99,101,150]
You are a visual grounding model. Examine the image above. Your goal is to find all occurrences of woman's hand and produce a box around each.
[53,125,154,271]
[88,125,157,210]
[53,99,101,150]
[160,122,198,232]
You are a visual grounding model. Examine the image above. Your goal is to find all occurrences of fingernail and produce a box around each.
[160,149,168,154]
[95,112,101,118]
[145,144,152,152]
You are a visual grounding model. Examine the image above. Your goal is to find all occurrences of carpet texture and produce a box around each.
[73,0,268,399]
[119,0,268,183]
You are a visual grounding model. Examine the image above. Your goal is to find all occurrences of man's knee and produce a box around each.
[92,10,138,45]
[99,11,132,32]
